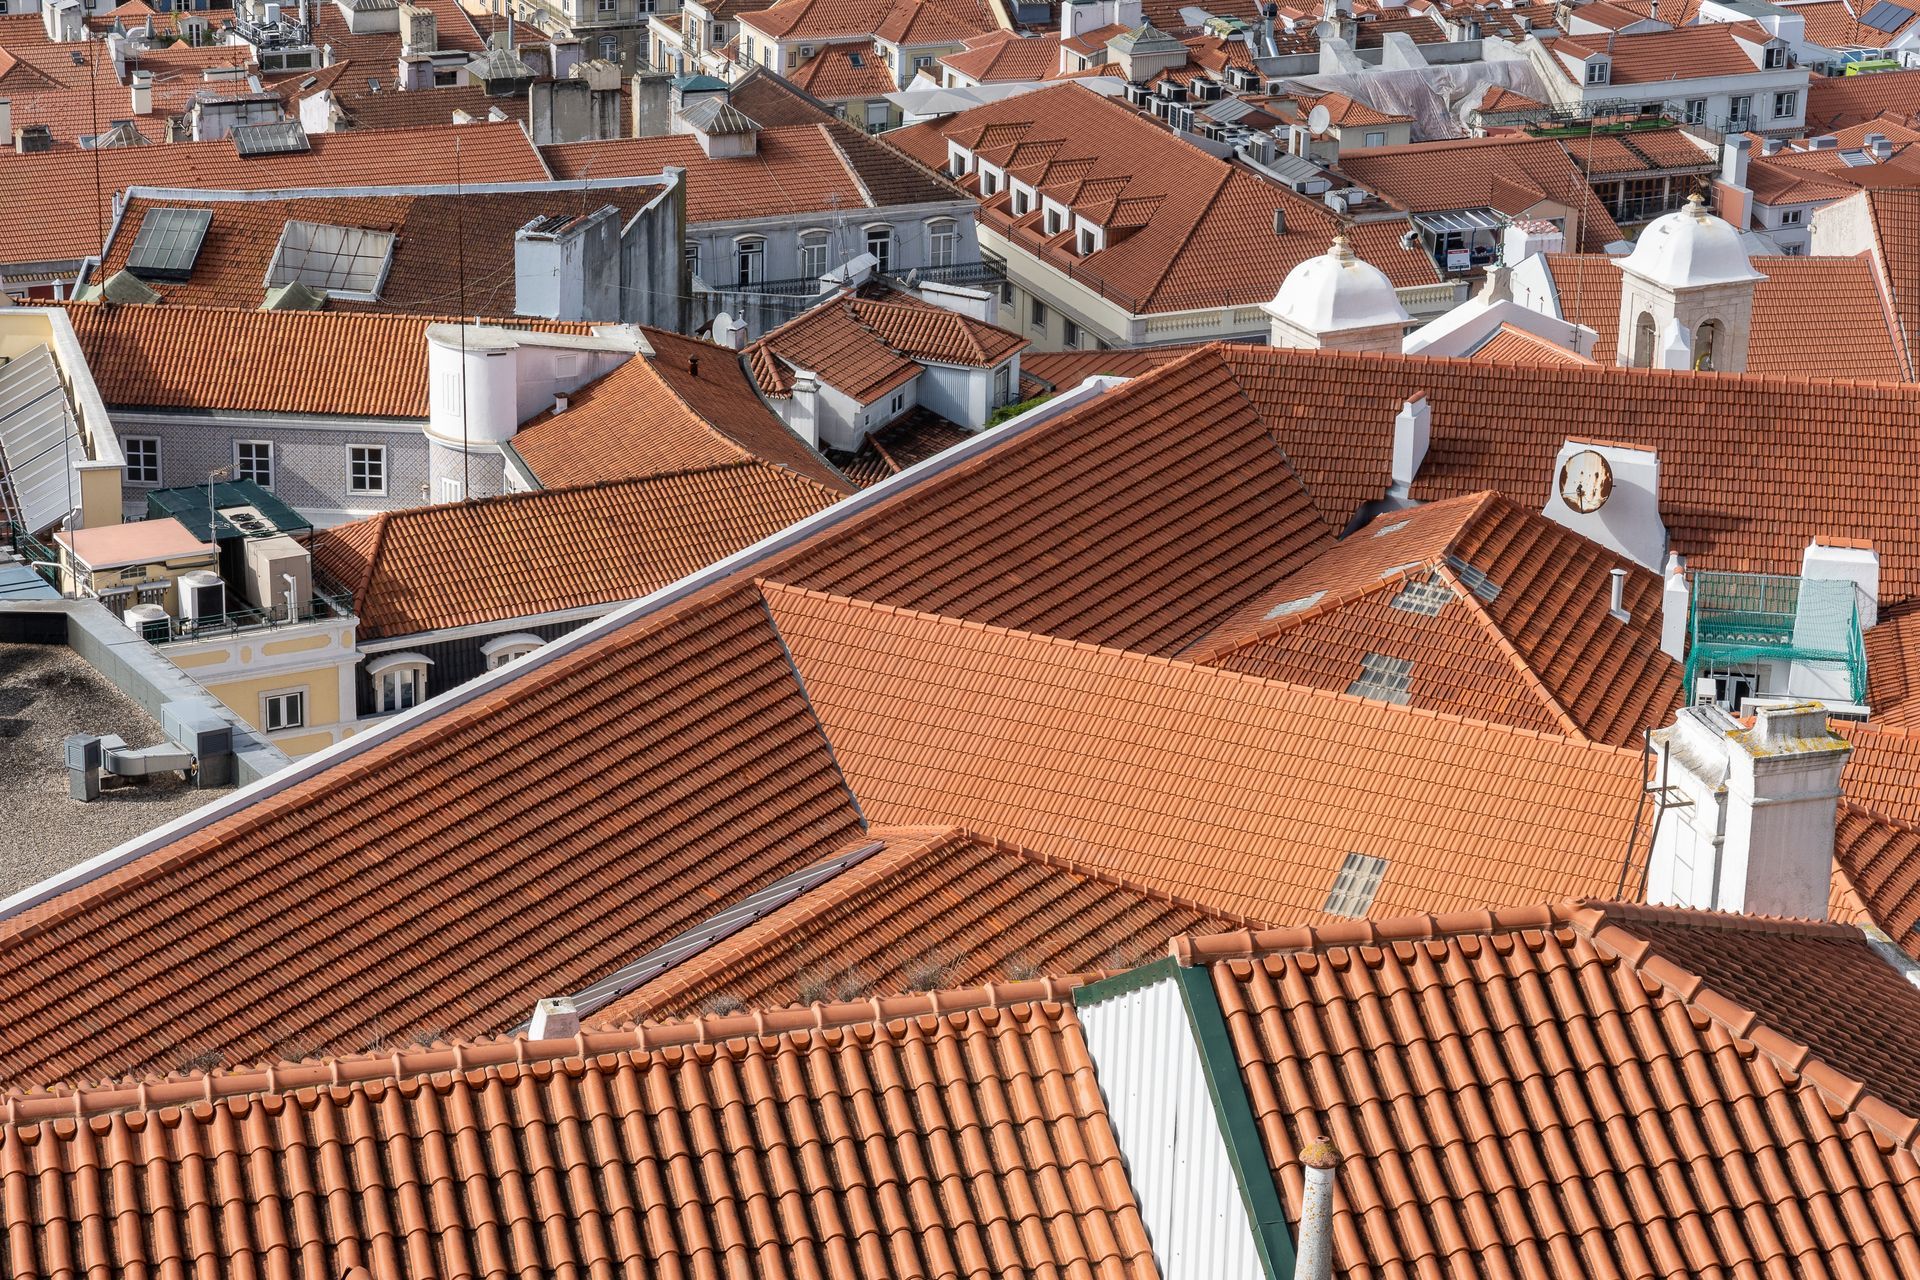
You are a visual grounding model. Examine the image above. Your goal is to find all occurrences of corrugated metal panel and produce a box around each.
[0,346,81,534]
[1079,974,1268,1280]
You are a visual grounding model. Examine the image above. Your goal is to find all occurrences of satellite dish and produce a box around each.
[1558,449,1614,514]
[1307,103,1332,135]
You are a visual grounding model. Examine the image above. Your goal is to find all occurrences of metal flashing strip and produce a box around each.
[117,174,676,206]
[0,374,1130,923]
[511,839,887,1032]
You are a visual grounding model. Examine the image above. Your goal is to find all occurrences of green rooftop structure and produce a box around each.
[144,479,311,543]
[1683,570,1868,709]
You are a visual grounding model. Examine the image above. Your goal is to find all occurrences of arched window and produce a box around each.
[926,218,958,268]
[733,235,766,287]
[367,652,433,714]
[864,224,893,273]
[797,228,829,278]
[482,632,546,670]
[1631,311,1656,369]
[1694,319,1722,371]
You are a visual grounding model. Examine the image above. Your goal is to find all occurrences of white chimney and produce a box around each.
[1801,537,1878,629]
[552,393,568,415]
[130,69,153,116]
[1647,702,1851,921]
[788,374,822,447]
[0,99,10,144]
[1544,440,1666,571]
[528,996,581,1038]
[1867,133,1893,162]
[1294,1137,1340,1280]
[1608,566,1629,623]
[1389,392,1429,498]
[1660,552,1687,661]
[1501,217,1563,265]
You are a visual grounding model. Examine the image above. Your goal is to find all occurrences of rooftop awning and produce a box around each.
[1414,208,1505,234]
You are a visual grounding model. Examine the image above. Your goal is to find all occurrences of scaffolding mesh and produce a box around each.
[1684,571,1867,704]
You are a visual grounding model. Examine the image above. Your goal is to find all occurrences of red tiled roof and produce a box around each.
[1334,134,1626,251]
[1476,84,1544,115]
[741,0,993,43]
[1868,603,1920,729]
[939,29,1065,82]
[1806,67,1920,133]
[826,409,973,485]
[310,466,845,639]
[1796,0,1920,48]
[1539,252,1908,379]
[885,84,1440,314]
[761,580,1649,923]
[1836,802,1920,957]
[748,290,1027,402]
[1017,343,1203,387]
[508,327,854,491]
[1190,493,1683,747]
[1191,901,1920,1279]
[0,987,1158,1279]
[60,303,590,418]
[1863,188,1920,373]
[596,825,1260,1021]
[1302,90,1404,129]
[1554,23,1771,84]
[324,81,532,131]
[0,120,548,267]
[786,42,898,99]
[1469,320,1596,365]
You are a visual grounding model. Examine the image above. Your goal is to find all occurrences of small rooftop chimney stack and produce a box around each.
[130,69,153,116]
[528,996,580,1039]
[1866,132,1893,162]
[1608,565,1629,623]
[1389,392,1430,499]
[552,393,568,415]
[1294,1137,1340,1280]
[1659,552,1687,661]
[1272,207,1287,235]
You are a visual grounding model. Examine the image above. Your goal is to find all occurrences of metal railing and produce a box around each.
[146,586,355,646]
[1684,571,1867,705]
[5,524,58,583]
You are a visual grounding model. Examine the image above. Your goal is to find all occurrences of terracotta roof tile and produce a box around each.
[885,84,1440,313]
[1540,252,1908,378]
[1554,23,1771,84]
[940,30,1066,81]
[509,328,854,491]
[1797,0,1920,48]
[824,408,974,486]
[598,825,1259,1021]
[762,580,1649,923]
[325,81,532,131]
[1836,803,1920,958]
[1194,901,1920,1278]
[61,302,590,418]
[1863,188,1920,373]
[786,42,898,99]
[0,991,1157,1279]
[1017,343,1203,388]
[1469,320,1596,365]
[310,465,844,639]
[747,290,1027,403]
[0,585,867,1086]
[1807,67,1920,133]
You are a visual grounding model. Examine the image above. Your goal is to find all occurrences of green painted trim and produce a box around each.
[1173,964,1297,1280]
[1072,956,1181,1009]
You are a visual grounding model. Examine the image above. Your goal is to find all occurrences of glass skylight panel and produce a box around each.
[1444,554,1502,602]
[1389,575,1454,616]
[265,220,397,300]
[1264,589,1326,620]
[231,119,312,157]
[125,207,213,281]
[1324,852,1388,917]
[1347,652,1413,704]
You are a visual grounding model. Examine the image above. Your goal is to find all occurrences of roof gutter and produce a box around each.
[0,373,1134,924]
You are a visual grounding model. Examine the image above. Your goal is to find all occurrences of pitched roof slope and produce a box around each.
[310,466,845,640]
[0,991,1157,1280]
[0,587,866,1087]
[1188,903,1920,1279]
[508,329,853,491]
[768,344,1338,656]
[597,826,1262,1022]
[1192,494,1683,746]
[747,290,1027,401]
[1863,188,1920,374]
[1806,67,1920,132]
[60,303,590,417]
[762,581,1648,923]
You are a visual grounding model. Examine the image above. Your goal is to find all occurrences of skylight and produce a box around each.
[265,220,397,300]
[1264,589,1326,620]
[231,119,312,157]
[1860,0,1913,32]
[1444,554,1502,602]
[1347,652,1413,704]
[1389,575,1453,616]
[125,207,213,282]
[1324,851,1388,917]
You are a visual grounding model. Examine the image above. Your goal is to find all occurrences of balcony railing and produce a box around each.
[140,587,356,646]
[1684,571,1867,705]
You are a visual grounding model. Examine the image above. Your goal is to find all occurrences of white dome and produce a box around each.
[1618,195,1765,290]
[1266,233,1411,334]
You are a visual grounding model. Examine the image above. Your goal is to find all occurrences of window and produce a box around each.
[1584,59,1608,85]
[889,391,905,415]
[927,219,957,268]
[600,34,618,57]
[369,652,432,714]
[234,440,273,489]
[1075,226,1098,255]
[1780,207,1804,225]
[709,20,724,42]
[1694,319,1723,371]
[1062,317,1080,347]
[1764,43,1786,68]
[865,225,892,272]
[348,445,386,495]
[1782,242,1806,256]
[978,167,1001,196]
[1683,98,1705,124]
[598,0,616,12]
[1030,296,1048,330]
[263,689,306,732]
[994,363,1011,406]
[684,240,700,281]
[913,53,934,69]
[1730,95,1751,124]
[1044,205,1064,236]
[439,476,464,502]
[1346,652,1413,704]
[797,229,829,277]
[124,436,160,485]
[482,632,545,669]
[1323,852,1388,917]
[1631,310,1655,369]
[1773,90,1798,119]
[1364,130,1386,147]
[734,236,765,286]
[864,100,889,133]
[1010,186,1031,216]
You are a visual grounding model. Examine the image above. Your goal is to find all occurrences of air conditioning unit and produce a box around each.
[1125,82,1151,105]
[1229,67,1257,90]
[1194,79,1222,100]
[177,569,226,624]
[124,602,171,643]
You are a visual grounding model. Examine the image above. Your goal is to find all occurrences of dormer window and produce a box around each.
[1010,183,1032,216]
[1076,224,1102,255]
[368,652,433,714]
[978,164,1002,196]
[1043,202,1065,236]
[945,142,974,176]
[1764,43,1786,68]
[1584,58,1608,85]
[482,633,546,670]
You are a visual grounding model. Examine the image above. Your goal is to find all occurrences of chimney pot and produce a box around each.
[552,393,568,414]
[689,355,700,378]
[528,996,581,1039]
[1608,565,1629,623]
[1295,1136,1340,1280]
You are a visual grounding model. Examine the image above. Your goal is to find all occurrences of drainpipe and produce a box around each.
[1295,1136,1340,1280]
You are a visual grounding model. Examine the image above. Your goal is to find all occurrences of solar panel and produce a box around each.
[230,119,311,157]
[125,206,212,281]
[0,346,82,535]
[265,220,397,300]
[1860,0,1913,31]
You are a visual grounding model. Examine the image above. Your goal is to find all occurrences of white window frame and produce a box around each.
[348,444,387,496]
[234,439,273,489]
[124,436,161,485]
[1030,295,1048,329]
[734,235,766,286]
[1584,59,1608,85]
[945,142,974,174]
[1364,130,1386,147]
[438,476,464,503]
[1043,202,1065,236]
[797,229,829,277]
[1010,183,1032,216]
[1062,316,1080,347]
[1773,90,1798,119]
[864,224,893,272]
[482,631,546,669]
[927,218,958,268]
[1075,223,1101,255]
[262,688,306,732]
[977,164,1002,196]
[1764,43,1785,68]
[368,651,433,714]
[1780,207,1804,226]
